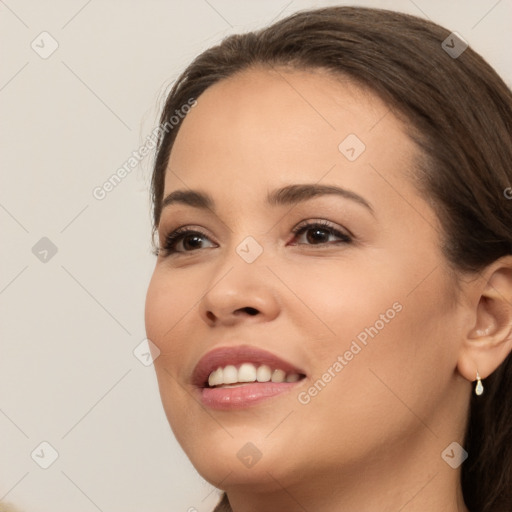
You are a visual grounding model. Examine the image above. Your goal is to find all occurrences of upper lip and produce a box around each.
[192,345,306,388]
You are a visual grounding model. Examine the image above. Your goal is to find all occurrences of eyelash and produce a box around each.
[159,220,353,257]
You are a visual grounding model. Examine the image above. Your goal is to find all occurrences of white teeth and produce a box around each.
[256,364,271,382]
[238,363,257,382]
[208,367,223,387]
[223,365,238,384]
[207,363,302,387]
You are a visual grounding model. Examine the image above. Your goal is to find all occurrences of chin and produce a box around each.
[177,427,299,489]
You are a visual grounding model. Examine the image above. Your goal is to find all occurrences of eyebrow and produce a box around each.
[161,183,374,215]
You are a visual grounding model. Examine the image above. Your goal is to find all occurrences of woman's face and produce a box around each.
[145,68,470,493]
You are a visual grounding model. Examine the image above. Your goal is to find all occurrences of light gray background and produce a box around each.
[1,1,510,511]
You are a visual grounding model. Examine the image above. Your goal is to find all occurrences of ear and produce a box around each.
[457,255,512,386]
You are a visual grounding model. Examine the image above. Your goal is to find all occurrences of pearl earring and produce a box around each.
[475,370,484,396]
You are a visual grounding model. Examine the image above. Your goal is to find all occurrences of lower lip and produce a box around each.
[200,381,302,410]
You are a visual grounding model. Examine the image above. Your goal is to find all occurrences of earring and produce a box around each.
[475,370,484,396]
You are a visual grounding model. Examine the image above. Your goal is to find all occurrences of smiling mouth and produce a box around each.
[204,363,305,388]
[205,362,306,388]
[192,345,307,409]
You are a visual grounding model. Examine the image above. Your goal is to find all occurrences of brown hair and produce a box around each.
[150,7,512,512]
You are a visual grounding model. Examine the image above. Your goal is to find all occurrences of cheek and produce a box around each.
[290,256,458,413]
[145,269,196,429]
[145,271,172,351]
[278,254,403,345]
[311,276,458,429]
[144,266,209,409]
[144,266,200,355]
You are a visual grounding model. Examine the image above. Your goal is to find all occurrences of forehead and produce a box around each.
[164,66,415,205]
[169,67,394,154]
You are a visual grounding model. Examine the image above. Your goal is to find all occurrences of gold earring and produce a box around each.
[475,370,484,396]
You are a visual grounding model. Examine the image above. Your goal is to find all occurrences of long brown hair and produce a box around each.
[150,7,512,511]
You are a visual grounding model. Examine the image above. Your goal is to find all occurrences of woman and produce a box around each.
[145,6,512,512]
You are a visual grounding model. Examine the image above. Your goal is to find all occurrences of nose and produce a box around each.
[198,264,281,327]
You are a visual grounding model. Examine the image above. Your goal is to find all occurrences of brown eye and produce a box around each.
[160,228,215,256]
[291,221,352,246]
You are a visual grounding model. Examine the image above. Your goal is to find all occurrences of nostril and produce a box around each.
[243,307,259,316]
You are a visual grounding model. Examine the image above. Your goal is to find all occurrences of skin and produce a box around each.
[145,67,512,512]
